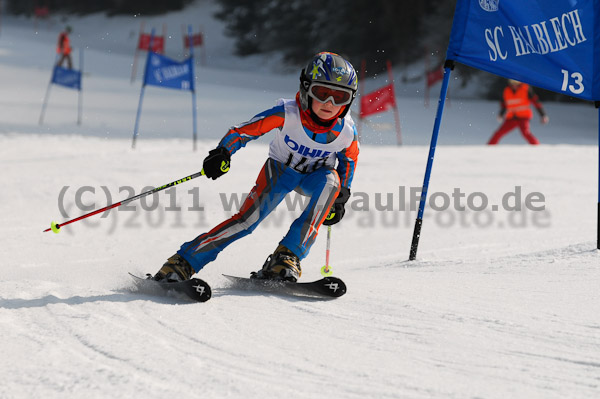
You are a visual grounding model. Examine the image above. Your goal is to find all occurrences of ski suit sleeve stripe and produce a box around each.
[336,126,359,188]
[219,105,285,155]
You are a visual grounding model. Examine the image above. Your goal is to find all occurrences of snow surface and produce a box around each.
[0,2,599,398]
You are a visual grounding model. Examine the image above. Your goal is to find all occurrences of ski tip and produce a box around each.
[321,276,347,297]
[190,278,212,302]
[129,273,212,303]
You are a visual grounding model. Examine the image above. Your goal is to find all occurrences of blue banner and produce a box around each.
[143,52,195,91]
[447,0,600,101]
[51,66,81,90]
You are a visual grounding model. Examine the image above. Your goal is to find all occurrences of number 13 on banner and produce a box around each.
[561,69,584,95]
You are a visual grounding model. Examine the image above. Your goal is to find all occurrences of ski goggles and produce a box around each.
[307,82,354,106]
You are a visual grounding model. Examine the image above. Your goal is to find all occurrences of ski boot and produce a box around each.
[251,245,301,282]
[152,254,195,282]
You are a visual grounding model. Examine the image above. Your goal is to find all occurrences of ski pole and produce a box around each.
[320,225,333,277]
[44,169,207,233]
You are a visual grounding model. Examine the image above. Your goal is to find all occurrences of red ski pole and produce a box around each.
[320,225,333,276]
[44,169,207,233]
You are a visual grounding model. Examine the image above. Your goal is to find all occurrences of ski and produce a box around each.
[222,274,346,298]
[129,273,212,302]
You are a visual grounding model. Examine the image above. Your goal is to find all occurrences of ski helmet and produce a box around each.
[299,52,358,119]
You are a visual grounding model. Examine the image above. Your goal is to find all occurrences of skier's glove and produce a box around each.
[203,147,231,180]
[323,187,350,226]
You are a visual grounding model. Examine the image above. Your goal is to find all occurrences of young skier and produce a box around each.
[487,79,549,145]
[153,52,359,283]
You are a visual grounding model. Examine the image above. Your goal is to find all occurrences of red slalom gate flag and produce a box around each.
[138,33,165,53]
[34,6,50,18]
[184,33,204,48]
[426,66,443,87]
[360,84,396,118]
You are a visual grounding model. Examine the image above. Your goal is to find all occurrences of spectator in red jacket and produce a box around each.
[56,26,72,69]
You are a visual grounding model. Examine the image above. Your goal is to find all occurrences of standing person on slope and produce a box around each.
[487,79,549,145]
[152,52,359,283]
[56,26,73,69]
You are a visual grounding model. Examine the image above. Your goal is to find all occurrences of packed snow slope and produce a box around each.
[0,2,599,398]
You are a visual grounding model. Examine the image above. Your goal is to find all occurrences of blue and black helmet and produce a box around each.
[299,52,358,118]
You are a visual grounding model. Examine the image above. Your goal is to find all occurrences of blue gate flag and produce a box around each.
[143,52,194,91]
[446,0,600,101]
[51,66,81,90]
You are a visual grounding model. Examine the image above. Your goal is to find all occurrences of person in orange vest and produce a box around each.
[488,79,549,145]
[56,26,72,69]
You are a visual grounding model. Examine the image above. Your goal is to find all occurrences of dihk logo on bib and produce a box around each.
[284,135,331,158]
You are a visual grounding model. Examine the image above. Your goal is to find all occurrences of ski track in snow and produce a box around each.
[1,3,599,398]
[2,241,599,398]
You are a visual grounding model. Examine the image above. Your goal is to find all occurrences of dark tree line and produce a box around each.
[214,0,446,74]
[6,0,193,16]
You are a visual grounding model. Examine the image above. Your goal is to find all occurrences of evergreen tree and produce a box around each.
[214,0,441,74]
